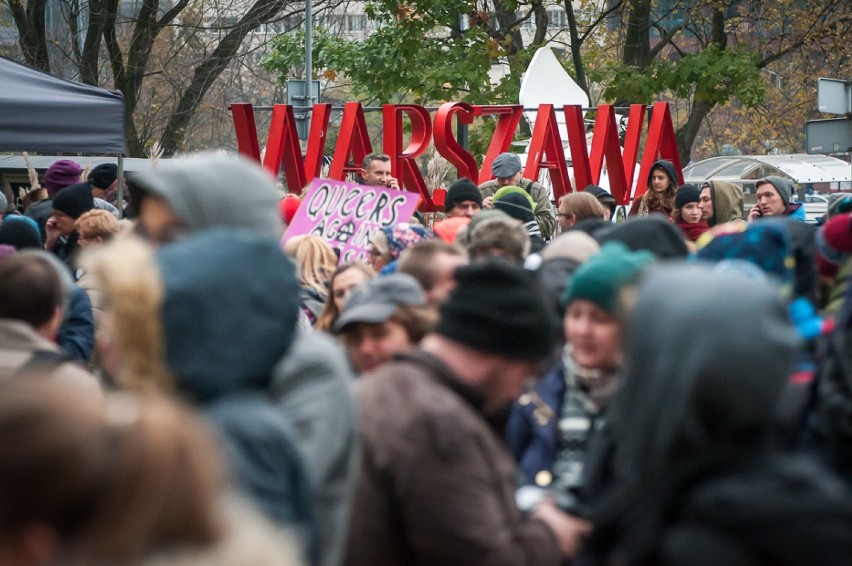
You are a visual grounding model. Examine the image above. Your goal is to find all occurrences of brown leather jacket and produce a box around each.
[344,350,560,565]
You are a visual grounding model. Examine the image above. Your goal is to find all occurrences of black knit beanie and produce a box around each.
[52,183,94,219]
[436,261,558,360]
[596,216,688,259]
[444,178,483,213]
[583,184,617,207]
[675,184,701,209]
[494,192,535,223]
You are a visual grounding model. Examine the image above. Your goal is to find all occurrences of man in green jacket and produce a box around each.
[478,152,557,239]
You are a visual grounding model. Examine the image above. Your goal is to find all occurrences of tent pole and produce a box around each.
[116,154,124,218]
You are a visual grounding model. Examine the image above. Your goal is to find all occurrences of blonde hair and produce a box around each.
[75,209,121,241]
[284,235,338,300]
[79,235,173,395]
[314,261,375,332]
[558,192,608,222]
[0,379,224,563]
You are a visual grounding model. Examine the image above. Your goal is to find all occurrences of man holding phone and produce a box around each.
[748,177,806,222]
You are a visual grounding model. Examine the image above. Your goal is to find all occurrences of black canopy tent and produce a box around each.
[0,56,127,209]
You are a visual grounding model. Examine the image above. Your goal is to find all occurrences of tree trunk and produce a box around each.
[79,0,105,85]
[675,8,726,162]
[8,0,50,71]
[623,0,650,67]
[563,0,588,95]
[675,99,714,163]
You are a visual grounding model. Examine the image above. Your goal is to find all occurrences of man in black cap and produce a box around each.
[345,261,590,565]
[44,183,95,271]
[444,178,483,219]
[478,152,557,239]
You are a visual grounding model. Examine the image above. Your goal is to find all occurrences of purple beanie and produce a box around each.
[43,160,82,195]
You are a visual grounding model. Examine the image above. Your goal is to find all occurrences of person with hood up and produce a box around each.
[128,152,282,244]
[118,152,356,566]
[628,159,679,218]
[82,229,317,563]
[748,176,806,222]
[506,242,654,514]
[583,265,852,565]
[698,180,744,227]
[671,184,709,243]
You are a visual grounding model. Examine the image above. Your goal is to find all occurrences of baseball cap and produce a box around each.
[491,153,522,178]
[334,273,426,333]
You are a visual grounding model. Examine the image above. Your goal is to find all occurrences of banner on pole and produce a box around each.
[282,178,422,263]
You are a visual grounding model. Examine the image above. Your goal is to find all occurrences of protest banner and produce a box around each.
[283,178,422,263]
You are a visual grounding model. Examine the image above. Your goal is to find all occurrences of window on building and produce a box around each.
[546,8,568,29]
[346,14,366,31]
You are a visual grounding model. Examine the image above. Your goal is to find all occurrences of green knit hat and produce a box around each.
[493,186,537,211]
[562,242,654,313]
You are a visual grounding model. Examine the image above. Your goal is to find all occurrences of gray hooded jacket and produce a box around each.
[129,152,282,239]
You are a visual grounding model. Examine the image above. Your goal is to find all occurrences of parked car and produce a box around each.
[803,193,829,223]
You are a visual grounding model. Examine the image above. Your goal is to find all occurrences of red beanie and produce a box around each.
[816,213,852,278]
[433,216,470,243]
[279,194,302,225]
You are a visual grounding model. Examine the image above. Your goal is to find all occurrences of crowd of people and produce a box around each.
[1,149,852,565]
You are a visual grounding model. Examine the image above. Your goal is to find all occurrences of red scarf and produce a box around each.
[677,220,709,242]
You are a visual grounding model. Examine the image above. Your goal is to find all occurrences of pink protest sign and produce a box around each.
[282,178,422,263]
